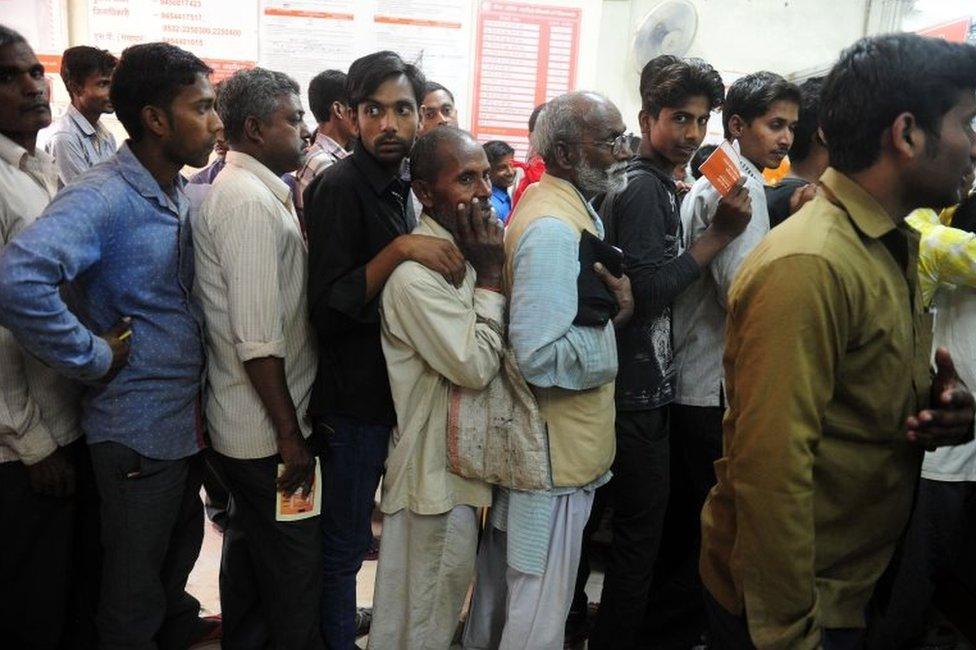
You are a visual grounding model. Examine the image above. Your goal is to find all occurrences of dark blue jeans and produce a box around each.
[318,415,391,650]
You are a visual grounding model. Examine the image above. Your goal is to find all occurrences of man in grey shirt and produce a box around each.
[45,45,117,186]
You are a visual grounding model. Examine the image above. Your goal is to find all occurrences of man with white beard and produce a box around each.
[462,91,634,650]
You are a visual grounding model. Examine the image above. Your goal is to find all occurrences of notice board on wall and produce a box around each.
[470,0,581,158]
[88,0,259,81]
[81,0,584,138]
[258,0,474,119]
[3,0,69,72]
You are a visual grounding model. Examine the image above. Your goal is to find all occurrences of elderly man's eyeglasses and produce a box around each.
[574,133,634,156]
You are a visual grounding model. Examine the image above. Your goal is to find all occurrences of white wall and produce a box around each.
[591,0,899,136]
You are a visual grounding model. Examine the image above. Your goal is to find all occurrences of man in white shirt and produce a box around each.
[0,25,84,648]
[663,71,798,626]
[368,127,506,649]
[45,45,117,187]
[193,66,320,649]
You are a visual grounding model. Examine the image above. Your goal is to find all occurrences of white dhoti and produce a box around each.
[368,505,479,650]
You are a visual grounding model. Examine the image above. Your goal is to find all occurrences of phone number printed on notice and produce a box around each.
[161,25,243,37]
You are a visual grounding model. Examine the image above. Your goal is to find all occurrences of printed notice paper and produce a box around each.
[275,457,322,521]
[697,140,742,197]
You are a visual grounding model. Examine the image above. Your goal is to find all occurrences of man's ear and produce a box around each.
[242,115,264,144]
[890,111,924,160]
[638,109,654,139]
[727,114,745,140]
[332,101,344,122]
[412,178,435,210]
[552,140,578,173]
[141,105,170,139]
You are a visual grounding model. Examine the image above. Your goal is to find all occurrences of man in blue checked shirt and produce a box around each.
[0,42,223,650]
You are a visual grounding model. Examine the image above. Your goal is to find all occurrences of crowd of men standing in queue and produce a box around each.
[2,20,976,650]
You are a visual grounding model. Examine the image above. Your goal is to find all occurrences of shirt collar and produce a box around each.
[737,153,765,185]
[115,141,188,214]
[0,131,57,179]
[313,133,349,158]
[819,167,898,239]
[225,150,292,205]
[491,185,511,200]
[0,131,30,167]
[418,213,456,243]
[66,104,97,137]
[539,172,601,220]
[351,140,405,195]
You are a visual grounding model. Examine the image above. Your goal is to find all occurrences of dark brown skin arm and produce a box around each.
[364,234,467,300]
[242,356,313,495]
[907,347,976,450]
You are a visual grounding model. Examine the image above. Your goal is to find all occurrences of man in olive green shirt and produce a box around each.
[700,34,976,650]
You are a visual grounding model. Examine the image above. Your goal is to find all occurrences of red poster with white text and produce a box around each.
[470,1,581,160]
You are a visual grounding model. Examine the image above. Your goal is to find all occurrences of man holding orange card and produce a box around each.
[580,55,752,650]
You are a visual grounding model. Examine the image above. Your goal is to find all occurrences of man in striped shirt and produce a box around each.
[193,67,321,649]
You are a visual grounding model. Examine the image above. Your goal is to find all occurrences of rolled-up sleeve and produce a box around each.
[509,218,617,389]
[209,200,286,362]
[0,185,113,381]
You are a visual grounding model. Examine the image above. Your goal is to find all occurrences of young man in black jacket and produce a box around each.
[583,55,751,650]
[303,50,466,649]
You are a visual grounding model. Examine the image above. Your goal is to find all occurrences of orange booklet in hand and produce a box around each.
[697,141,742,196]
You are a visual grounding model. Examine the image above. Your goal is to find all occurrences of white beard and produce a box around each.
[577,160,628,195]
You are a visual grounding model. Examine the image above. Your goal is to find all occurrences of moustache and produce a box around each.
[22,100,49,113]
[376,137,407,148]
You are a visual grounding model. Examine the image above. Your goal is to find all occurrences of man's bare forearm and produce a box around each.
[242,356,301,441]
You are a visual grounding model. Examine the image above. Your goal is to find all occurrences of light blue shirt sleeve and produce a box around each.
[0,184,113,382]
[46,132,90,187]
[509,217,617,390]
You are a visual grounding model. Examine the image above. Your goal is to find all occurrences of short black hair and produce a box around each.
[639,55,724,117]
[787,77,824,163]
[410,127,476,183]
[690,144,717,180]
[217,67,300,144]
[346,50,425,111]
[483,140,514,165]
[821,33,976,173]
[308,69,348,123]
[423,81,454,104]
[722,71,801,139]
[528,102,546,133]
[110,42,211,141]
[0,24,26,48]
[60,46,117,97]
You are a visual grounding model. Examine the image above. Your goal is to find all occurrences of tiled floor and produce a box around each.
[185,509,971,650]
[186,505,606,650]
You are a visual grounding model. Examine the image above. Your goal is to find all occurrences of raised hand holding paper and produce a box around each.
[698,141,742,197]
